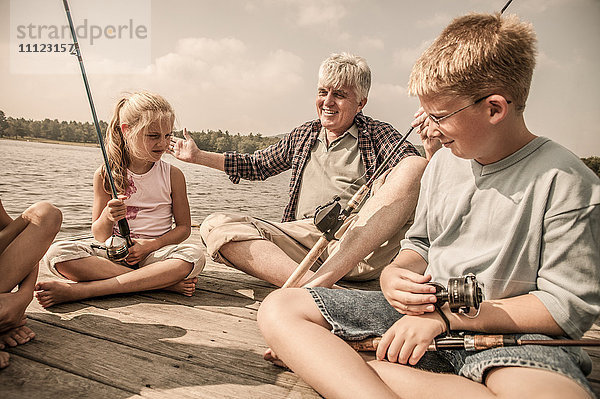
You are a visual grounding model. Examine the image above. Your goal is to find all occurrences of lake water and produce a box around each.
[0,139,290,240]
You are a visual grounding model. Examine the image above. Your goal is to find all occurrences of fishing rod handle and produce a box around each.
[346,337,382,352]
[282,236,329,288]
[344,185,370,214]
[117,219,134,247]
[347,336,466,352]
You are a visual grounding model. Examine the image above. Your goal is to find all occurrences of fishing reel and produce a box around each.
[104,235,129,261]
[314,196,342,234]
[428,274,484,314]
[91,235,129,262]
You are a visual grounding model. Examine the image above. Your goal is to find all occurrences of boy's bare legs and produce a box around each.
[0,202,62,368]
[368,357,590,399]
[259,289,591,399]
[0,202,62,292]
[258,288,398,399]
[35,256,195,308]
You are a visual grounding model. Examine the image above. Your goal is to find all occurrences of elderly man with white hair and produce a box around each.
[170,53,429,288]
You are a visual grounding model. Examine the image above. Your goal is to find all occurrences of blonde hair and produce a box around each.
[319,53,371,101]
[103,91,174,194]
[408,13,537,112]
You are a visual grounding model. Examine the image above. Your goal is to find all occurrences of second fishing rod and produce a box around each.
[283,125,416,288]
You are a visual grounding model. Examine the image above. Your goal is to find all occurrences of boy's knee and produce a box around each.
[258,288,310,331]
[24,202,62,233]
[258,289,289,333]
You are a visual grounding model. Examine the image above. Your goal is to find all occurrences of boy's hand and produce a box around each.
[411,107,441,160]
[105,195,127,222]
[381,266,437,315]
[125,239,155,265]
[169,129,200,163]
[376,313,446,365]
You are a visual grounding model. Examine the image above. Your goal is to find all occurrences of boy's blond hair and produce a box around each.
[408,13,537,112]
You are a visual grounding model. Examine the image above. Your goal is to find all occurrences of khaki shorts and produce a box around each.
[199,212,410,281]
[42,239,205,280]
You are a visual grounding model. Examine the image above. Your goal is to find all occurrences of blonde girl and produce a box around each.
[36,91,204,307]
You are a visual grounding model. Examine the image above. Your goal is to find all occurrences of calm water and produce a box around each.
[0,139,290,240]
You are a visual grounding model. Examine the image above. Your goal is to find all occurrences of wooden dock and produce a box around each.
[1,229,599,398]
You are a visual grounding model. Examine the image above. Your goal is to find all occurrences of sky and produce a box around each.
[1,0,599,156]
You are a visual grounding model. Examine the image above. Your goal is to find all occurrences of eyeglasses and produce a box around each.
[427,94,511,126]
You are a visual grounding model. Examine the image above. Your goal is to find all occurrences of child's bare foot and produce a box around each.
[0,325,35,349]
[0,351,9,369]
[164,277,198,297]
[263,347,289,369]
[0,292,29,333]
[35,281,81,308]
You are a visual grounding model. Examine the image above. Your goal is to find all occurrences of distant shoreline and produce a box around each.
[0,136,99,147]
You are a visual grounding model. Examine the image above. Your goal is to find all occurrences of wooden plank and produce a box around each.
[7,319,318,399]
[24,297,317,396]
[0,352,139,399]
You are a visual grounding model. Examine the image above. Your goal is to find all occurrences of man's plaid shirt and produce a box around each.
[224,112,421,222]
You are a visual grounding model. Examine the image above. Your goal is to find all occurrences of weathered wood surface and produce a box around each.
[0,229,598,398]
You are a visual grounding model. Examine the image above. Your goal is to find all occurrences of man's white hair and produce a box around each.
[318,53,371,101]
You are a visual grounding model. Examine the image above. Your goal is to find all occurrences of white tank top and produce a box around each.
[115,159,173,239]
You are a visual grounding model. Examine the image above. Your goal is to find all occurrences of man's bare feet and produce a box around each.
[0,351,9,369]
[164,277,198,297]
[0,325,35,349]
[35,281,81,308]
[263,347,289,369]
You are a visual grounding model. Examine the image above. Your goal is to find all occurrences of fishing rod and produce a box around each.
[501,0,514,14]
[282,126,415,288]
[62,0,133,260]
[347,334,600,353]
[346,274,600,352]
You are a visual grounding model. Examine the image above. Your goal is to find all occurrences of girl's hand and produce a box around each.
[411,107,442,160]
[125,238,156,265]
[376,313,446,365]
[105,195,127,222]
[169,129,200,163]
[380,266,437,315]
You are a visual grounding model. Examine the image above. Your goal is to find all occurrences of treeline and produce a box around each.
[582,157,600,177]
[1,111,599,175]
[0,110,280,152]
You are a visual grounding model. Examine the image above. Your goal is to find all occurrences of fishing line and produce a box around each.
[62,0,133,253]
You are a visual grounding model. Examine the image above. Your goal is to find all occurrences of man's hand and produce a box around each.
[169,128,200,164]
[376,312,446,365]
[380,266,438,315]
[411,107,441,160]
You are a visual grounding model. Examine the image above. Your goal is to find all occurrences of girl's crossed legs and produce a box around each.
[35,241,204,307]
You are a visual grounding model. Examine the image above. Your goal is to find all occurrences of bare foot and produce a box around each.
[263,347,289,369]
[164,277,198,297]
[0,291,29,333]
[0,325,35,349]
[0,351,9,369]
[35,281,81,308]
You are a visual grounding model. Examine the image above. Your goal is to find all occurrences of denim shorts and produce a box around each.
[309,287,595,397]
